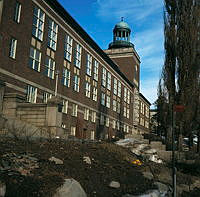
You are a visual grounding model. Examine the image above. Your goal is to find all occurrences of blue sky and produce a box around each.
[57,0,164,105]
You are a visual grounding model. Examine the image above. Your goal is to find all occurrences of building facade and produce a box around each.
[0,0,150,139]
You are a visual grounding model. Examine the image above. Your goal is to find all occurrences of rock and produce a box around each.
[123,190,160,197]
[154,182,170,196]
[149,155,163,164]
[0,181,6,197]
[142,172,154,180]
[83,156,92,165]
[109,181,120,188]
[53,178,87,197]
[144,148,157,154]
[49,157,63,165]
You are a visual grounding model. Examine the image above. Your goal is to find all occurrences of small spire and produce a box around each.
[121,17,124,21]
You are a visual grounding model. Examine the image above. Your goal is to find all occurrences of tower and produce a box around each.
[109,17,134,49]
[104,18,140,89]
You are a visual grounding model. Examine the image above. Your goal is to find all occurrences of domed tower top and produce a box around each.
[109,17,134,49]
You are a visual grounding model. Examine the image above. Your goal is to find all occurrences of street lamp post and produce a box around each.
[55,70,59,96]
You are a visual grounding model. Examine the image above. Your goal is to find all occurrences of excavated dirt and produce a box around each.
[0,137,156,197]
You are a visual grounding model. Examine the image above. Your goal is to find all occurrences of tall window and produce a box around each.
[86,53,92,76]
[113,100,117,112]
[9,38,17,59]
[32,7,45,41]
[117,102,120,114]
[73,75,80,92]
[62,100,68,114]
[72,104,78,117]
[102,67,107,87]
[124,87,130,104]
[43,92,52,103]
[26,85,37,103]
[127,90,130,104]
[105,117,109,127]
[84,108,89,120]
[74,44,82,68]
[48,19,58,51]
[118,81,121,97]
[100,114,104,125]
[85,82,91,98]
[29,47,41,72]
[64,34,73,62]
[127,108,130,119]
[101,92,105,106]
[107,72,111,90]
[124,106,127,117]
[106,96,110,108]
[62,68,70,87]
[93,60,99,81]
[92,87,97,101]
[91,111,96,123]
[14,1,21,23]
[71,126,76,136]
[113,78,117,95]
[45,57,55,79]
[112,120,116,129]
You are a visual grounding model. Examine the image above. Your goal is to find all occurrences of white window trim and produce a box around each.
[73,75,80,92]
[62,100,68,114]
[86,53,92,76]
[74,44,82,68]
[85,82,91,98]
[48,19,58,51]
[26,85,37,103]
[72,104,78,117]
[84,108,89,120]
[93,60,99,81]
[45,57,55,79]
[14,1,21,23]
[29,47,41,72]
[64,34,73,62]
[62,68,70,87]
[92,87,97,101]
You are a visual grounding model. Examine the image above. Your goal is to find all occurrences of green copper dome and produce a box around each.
[114,21,131,31]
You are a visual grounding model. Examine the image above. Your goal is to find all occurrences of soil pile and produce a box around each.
[0,137,156,197]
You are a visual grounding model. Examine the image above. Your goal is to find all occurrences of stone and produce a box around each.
[49,156,63,165]
[142,172,154,180]
[144,148,157,154]
[53,178,87,197]
[0,181,6,197]
[154,182,170,196]
[83,156,92,165]
[123,190,160,197]
[109,181,120,188]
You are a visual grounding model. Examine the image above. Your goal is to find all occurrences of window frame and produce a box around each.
[9,38,17,59]
[29,47,41,72]
[14,1,21,23]
[86,53,92,76]
[64,34,73,62]
[73,75,80,92]
[44,57,55,79]
[93,60,99,81]
[47,19,58,51]
[26,85,37,103]
[62,68,70,87]
[74,43,82,68]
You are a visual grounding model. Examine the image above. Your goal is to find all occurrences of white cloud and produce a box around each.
[95,0,163,22]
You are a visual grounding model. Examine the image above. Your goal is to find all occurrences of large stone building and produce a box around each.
[0,0,150,139]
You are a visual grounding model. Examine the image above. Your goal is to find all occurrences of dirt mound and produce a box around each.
[0,137,156,197]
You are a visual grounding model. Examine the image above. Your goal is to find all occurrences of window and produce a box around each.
[9,38,17,59]
[118,81,121,97]
[127,90,130,104]
[116,121,120,130]
[93,60,99,81]
[29,47,41,71]
[62,68,70,87]
[48,19,58,51]
[14,1,21,23]
[107,72,111,90]
[100,114,104,125]
[86,53,92,76]
[74,44,82,68]
[91,111,96,123]
[26,85,37,103]
[113,100,117,112]
[62,100,68,114]
[72,104,78,117]
[92,87,97,101]
[70,126,76,136]
[124,87,127,102]
[117,102,120,114]
[84,108,89,120]
[91,131,95,140]
[105,117,109,127]
[32,7,45,41]
[101,92,105,106]
[43,92,52,103]
[85,82,91,98]
[112,120,116,129]
[113,78,117,95]
[45,57,55,79]
[124,107,127,117]
[106,96,110,108]
[64,34,73,62]
[124,125,129,133]
[102,67,107,87]
[73,75,80,92]
[127,108,130,119]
